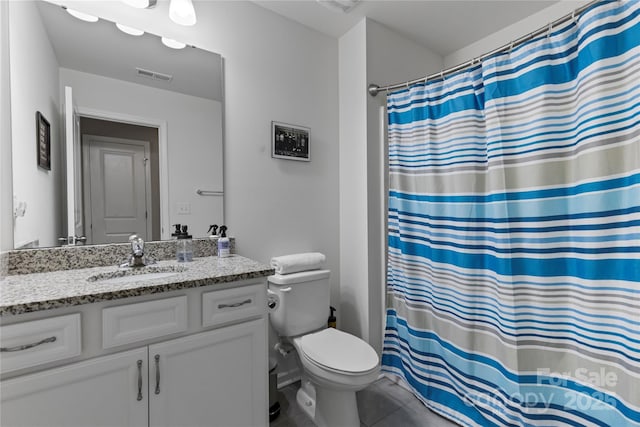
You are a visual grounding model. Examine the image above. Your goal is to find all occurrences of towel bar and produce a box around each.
[196,189,224,196]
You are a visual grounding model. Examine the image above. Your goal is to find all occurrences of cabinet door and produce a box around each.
[1,347,148,427]
[149,318,268,427]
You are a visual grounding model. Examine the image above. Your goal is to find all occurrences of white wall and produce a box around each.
[339,18,443,352]
[208,2,340,279]
[60,68,223,239]
[339,19,368,339]
[1,0,13,258]
[9,1,63,249]
[445,0,590,67]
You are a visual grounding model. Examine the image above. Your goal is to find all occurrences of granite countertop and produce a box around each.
[0,255,274,316]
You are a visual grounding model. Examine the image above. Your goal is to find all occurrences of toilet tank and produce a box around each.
[268,269,330,337]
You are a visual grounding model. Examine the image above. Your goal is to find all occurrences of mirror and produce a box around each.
[9,0,224,249]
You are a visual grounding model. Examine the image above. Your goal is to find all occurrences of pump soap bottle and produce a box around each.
[208,224,219,257]
[176,225,193,262]
[328,306,337,328]
[217,225,230,258]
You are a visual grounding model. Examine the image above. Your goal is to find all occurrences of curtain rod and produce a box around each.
[368,0,599,97]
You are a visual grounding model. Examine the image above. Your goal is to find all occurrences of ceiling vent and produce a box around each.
[135,67,173,83]
[316,0,360,13]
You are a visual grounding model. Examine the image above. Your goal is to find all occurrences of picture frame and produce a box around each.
[36,111,51,170]
[272,121,310,162]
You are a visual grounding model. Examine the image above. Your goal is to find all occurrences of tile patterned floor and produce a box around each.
[270,377,459,427]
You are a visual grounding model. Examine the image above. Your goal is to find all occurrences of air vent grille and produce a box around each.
[316,0,360,13]
[135,67,173,82]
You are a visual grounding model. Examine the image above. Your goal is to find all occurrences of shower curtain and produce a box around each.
[382,1,639,426]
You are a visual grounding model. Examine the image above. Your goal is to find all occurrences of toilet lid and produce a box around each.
[299,328,378,373]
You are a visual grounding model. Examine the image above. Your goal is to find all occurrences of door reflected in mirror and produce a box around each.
[9,0,224,249]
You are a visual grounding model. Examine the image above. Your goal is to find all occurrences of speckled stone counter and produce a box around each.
[0,255,274,316]
[5,238,235,275]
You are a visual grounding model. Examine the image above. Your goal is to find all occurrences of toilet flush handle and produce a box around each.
[280,287,292,293]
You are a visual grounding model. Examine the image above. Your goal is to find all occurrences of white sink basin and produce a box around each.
[96,271,180,285]
[88,266,187,285]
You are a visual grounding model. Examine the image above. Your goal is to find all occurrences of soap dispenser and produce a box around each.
[208,225,219,257]
[171,224,182,239]
[176,225,193,262]
[217,225,230,258]
[328,306,337,328]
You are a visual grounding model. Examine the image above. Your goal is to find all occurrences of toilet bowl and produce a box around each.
[267,268,380,427]
[294,328,379,390]
[291,328,379,427]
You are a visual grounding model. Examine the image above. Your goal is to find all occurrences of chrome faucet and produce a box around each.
[125,234,147,267]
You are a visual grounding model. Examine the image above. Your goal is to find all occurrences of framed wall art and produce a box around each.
[271,121,310,162]
[36,111,51,170]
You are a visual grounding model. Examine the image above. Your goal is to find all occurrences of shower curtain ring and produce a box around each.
[547,23,553,38]
[509,41,515,53]
[571,10,577,24]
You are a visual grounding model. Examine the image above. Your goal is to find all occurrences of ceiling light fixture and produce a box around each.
[161,37,186,49]
[115,23,145,36]
[169,0,197,26]
[64,7,99,23]
[121,0,157,9]
[316,0,360,14]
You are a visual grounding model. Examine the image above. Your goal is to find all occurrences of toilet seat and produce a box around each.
[298,328,378,375]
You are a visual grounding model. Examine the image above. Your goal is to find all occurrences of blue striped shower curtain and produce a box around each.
[382,1,640,426]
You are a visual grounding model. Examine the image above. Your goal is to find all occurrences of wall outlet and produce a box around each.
[176,202,191,215]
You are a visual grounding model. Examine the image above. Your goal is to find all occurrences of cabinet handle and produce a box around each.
[218,299,252,309]
[0,336,56,352]
[154,354,161,395]
[137,360,143,401]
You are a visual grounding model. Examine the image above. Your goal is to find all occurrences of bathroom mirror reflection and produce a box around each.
[10,0,224,249]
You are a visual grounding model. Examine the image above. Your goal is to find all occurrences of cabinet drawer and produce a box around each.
[202,284,265,328]
[103,296,187,349]
[0,313,81,374]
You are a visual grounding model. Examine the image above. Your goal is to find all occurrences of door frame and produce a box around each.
[76,107,170,239]
[83,135,153,244]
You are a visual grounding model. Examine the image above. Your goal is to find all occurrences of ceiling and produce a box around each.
[252,0,559,57]
[38,0,223,101]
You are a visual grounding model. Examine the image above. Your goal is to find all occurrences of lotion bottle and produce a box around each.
[217,225,230,258]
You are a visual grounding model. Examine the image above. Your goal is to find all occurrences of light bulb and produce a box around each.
[116,23,144,36]
[161,37,186,49]
[65,8,98,23]
[169,0,196,26]
[121,0,157,9]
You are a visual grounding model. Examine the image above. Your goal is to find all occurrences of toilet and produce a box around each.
[268,269,380,427]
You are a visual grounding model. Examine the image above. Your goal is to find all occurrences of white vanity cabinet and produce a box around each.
[1,347,148,427]
[0,280,268,427]
[149,319,266,427]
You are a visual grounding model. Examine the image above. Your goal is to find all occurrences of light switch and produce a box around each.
[176,202,191,215]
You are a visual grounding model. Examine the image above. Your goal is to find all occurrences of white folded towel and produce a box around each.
[270,252,326,275]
